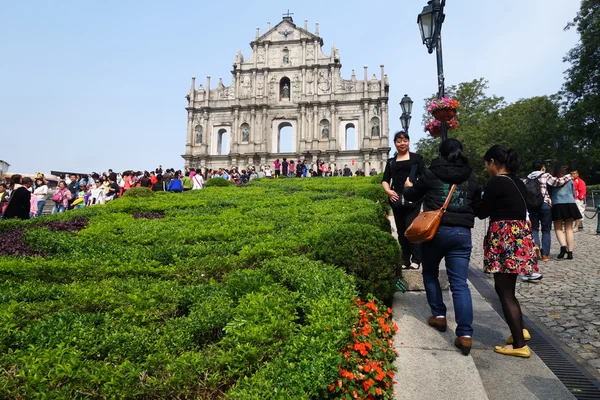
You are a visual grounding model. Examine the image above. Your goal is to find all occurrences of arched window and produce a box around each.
[278,122,293,153]
[345,124,356,150]
[280,77,291,100]
[217,129,230,155]
[240,123,250,142]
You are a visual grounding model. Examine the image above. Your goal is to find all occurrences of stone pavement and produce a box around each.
[390,214,577,399]
[471,214,600,379]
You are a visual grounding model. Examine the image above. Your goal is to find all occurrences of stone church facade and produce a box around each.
[182,16,391,172]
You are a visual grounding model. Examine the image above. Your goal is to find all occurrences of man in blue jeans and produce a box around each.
[527,161,573,269]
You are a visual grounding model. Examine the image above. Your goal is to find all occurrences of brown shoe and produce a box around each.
[542,255,549,261]
[427,316,447,332]
[454,336,472,356]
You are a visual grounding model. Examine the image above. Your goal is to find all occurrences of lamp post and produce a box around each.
[418,0,448,141]
[400,94,413,133]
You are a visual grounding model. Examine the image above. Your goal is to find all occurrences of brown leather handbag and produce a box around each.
[404,184,457,243]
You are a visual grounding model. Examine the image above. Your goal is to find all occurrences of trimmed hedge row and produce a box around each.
[0,177,400,398]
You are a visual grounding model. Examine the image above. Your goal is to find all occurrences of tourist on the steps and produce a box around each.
[476,145,538,358]
[550,164,581,259]
[382,131,425,270]
[403,138,480,356]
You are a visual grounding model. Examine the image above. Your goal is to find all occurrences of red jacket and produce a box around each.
[574,177,587,200]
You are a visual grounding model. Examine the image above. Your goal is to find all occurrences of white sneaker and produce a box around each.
[521,273,543,282]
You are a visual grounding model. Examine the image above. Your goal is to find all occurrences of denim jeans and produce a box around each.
[36,200,46,217]
[421,226,473,337]
[52,205,66,214]
[530,203,552,256]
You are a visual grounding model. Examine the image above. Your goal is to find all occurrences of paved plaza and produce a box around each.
[471,214,600,378]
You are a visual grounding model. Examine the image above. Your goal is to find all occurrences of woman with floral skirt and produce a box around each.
[476,145,538,358]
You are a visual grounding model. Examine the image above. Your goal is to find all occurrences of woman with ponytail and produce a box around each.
[477,145,538,358]
[404,138,481,356]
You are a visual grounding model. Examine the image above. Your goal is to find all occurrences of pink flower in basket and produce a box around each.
[426,97,461,113]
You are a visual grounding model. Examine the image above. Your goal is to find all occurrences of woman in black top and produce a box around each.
[477,145,538,359]
[2,174,31,220]
[382,131,425,269]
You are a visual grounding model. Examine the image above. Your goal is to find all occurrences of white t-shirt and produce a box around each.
[33,185,48,201]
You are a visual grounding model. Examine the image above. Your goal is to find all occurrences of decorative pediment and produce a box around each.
[254,18,321,45]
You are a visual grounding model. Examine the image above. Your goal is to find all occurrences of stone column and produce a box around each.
[253,43,258,68]
[205,76,211,106]
[301,68,306,101]
[251,107,257,145]
[186,110,194,155]
[298,106,304,151]
[235,72,240,99]
[313,105,319,145]
[302,40,306,65]
[233,109,240,153]
[363,102,369,146]
[381,101,388,140]
[363,66,368,97]
[329,103,337,150]
[252,70,257,100]
[261,107,268,152]
[265,43,269,67]
[330,65,335,100]
[263,70,268,98]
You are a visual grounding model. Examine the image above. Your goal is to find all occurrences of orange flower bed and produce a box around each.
[325,298,398,399]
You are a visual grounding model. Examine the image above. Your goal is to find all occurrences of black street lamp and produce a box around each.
[400,94,413,133]
[418,0,448,141]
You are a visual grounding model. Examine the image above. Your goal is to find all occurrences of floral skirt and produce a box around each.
[483,220,539,275]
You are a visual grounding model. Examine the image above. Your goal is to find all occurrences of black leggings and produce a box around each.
[392,206,421,266]
[494,273,526,348]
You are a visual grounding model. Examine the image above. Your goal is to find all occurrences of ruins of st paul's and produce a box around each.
[182,16,391,172]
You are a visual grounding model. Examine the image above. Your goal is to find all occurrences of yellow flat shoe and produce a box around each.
[506,329,531,344]
[494,345,531,358]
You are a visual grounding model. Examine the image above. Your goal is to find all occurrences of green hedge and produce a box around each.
[0,177,399,398]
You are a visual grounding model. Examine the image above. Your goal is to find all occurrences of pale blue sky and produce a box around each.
[1,0,580,174]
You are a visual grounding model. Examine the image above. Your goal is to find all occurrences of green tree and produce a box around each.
[562,0,600,180]
[415,79,565,181]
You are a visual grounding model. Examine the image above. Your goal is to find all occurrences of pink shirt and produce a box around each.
[274,160,281,170]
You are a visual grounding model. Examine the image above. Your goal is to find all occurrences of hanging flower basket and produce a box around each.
[424,118,459,138]
[425,119,442,138]
[432,108,457,122]
[429,125,442,138]
[427,97,461,122]
[447,118,460,130]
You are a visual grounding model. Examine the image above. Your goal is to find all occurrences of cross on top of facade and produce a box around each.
[282,9,294,19]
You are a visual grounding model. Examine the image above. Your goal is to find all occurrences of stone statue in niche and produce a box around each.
[321,123,329,139]
[282,83,290,99]
[242,126,250,142]
[257,48,265,63]
[283,49,289,65]
[372,120,380,137]
[195,126,203,144]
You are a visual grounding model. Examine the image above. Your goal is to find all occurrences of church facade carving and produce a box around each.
[182,16,391,172]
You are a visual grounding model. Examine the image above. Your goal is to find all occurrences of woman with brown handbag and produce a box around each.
[403,139,481,356]
[381,131,425,270]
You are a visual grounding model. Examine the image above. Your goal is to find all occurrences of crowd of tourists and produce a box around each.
[382,131,587,360]
[0,159,373,219]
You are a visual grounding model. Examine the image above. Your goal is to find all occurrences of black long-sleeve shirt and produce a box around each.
[476,174,528,222]
[382,153,425,194]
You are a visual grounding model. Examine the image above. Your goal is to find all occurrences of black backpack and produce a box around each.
[524,176,544,209]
